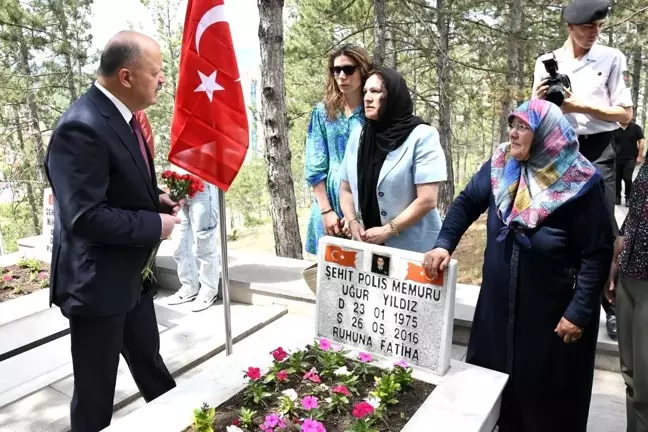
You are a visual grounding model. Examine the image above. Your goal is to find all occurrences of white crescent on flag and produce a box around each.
[195,5,227,55]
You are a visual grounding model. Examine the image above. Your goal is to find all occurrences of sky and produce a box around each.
[89,0,261,72]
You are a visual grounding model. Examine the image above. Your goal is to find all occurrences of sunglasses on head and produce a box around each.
[330,65,357,76]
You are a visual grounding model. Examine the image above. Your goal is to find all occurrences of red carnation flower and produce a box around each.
[271,347,288,362]
[352,401,375,419]
[245,366,261,381]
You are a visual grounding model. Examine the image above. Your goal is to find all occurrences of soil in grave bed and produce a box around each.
[183,354,435,432]
[0,257,50,302]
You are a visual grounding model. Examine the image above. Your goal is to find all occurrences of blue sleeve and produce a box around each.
[412,127,447,184]
[564,181,614,327]
[304,105,329,186]
[434,161,492,253]
[339,127,360,183]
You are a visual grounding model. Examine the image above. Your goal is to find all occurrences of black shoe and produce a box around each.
[606,315,617,339]
[152,287,159,299]
[616,198,621,206]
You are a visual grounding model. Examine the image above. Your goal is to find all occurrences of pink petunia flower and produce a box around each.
[352,401,375,419]
[332,385,350,396]
[358,352,373,363]
[394,359,409,368]
[318,338,331,351]
[271,347,288,362]
[303,368,321,383]
[301,419,326,432]
[246,367,261,381]
[277,370,288,381]
[301,395,319,410]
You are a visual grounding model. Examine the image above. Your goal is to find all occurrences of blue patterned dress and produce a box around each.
[304,102,364,255]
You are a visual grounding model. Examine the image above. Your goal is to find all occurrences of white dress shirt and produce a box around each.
[532,43,633,136]
[94,81,133,126]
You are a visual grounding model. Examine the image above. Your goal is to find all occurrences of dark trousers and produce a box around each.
[616,159,636,201]
[580,132,617,318]
[618,273,648,432]
[69,292,176,432]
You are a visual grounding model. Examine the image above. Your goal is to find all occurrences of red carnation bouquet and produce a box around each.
[142,170,206,281]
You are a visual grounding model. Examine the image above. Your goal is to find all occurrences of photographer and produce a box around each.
[532,0,633,339]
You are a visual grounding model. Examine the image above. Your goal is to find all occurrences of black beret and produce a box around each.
[564,0,609,24]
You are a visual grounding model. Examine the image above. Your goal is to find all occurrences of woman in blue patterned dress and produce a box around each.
[304,44,372,255]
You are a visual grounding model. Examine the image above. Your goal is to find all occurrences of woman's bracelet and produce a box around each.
[321,208,334,216]
[389,220,400,236]
[349,218,359,226]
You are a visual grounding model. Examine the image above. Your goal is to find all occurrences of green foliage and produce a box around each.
[369,372,401,406]
[237,407,257,429]
[191,403,215,432]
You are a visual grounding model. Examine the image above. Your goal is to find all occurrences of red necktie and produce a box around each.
[129,116,151,178]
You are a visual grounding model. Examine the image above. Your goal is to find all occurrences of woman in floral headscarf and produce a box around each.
[423,100,613,432]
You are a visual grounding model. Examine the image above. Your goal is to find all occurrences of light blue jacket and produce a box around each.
[339,124,447,253]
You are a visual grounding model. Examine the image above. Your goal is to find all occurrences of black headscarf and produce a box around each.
[357,67,426,230]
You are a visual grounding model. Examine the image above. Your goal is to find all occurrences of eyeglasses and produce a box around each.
[508,123,532,132]
[330,65,357,76]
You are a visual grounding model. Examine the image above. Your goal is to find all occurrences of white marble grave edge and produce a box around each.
[314,236,458,376]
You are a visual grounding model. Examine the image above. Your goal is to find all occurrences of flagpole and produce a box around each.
[218,187,233,355]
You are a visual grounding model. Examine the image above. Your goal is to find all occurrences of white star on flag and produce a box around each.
[340,254,345,260]
[194,69,224,102]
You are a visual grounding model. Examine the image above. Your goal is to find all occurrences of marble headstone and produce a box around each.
[315,237,457,375]
[42,188,54,253]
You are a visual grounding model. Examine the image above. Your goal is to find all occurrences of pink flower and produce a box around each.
[332,344,341,352]
[301,395,319,410]
[318,338,331,351]
[358,352,373,363]
[2,274,12,282]
[301,419,326,432]
[271,347,288,362]
[232,418,240,425]
[352,401,375,419]
[332,385,350,396]
[38,271,49,280]
[261,413,286,430]
[303,368,321,383]
[277,370,288,381]
[394,359,409,368]
[246,367,261,381]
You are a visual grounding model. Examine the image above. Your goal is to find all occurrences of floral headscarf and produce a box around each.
[491,99,598,230]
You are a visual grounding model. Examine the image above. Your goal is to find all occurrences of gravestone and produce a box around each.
[42,188,54,253]
[316,237,457,375]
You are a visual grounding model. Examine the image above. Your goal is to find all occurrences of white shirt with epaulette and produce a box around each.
[532,43,633,136]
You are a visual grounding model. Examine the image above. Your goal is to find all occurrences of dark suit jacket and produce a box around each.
[44,84,162,317]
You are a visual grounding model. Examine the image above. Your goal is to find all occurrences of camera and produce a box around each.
[539,52,572,106]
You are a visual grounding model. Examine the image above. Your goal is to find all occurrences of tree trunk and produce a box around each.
[641,73,648,129]
[373,0,386,66]
[631,43,642,121]
[436,0,454,216]
[14,109,40,234]
[18,29,46,183]
[257,0,303,259]
[498,0,523,144]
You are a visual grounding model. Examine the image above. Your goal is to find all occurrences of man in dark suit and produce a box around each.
[44,31,180,432]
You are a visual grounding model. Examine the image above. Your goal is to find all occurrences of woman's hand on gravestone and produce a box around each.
[323,211,341,236]
[340,218,352,239]
[422,248,450,279]
[349,219,366,242]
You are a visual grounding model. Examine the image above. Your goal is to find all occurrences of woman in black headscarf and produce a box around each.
[339,67,447,253]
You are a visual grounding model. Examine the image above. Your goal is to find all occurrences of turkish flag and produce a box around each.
[324,245,358,269]
[405,262,443,286]
[168,0,249,191]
